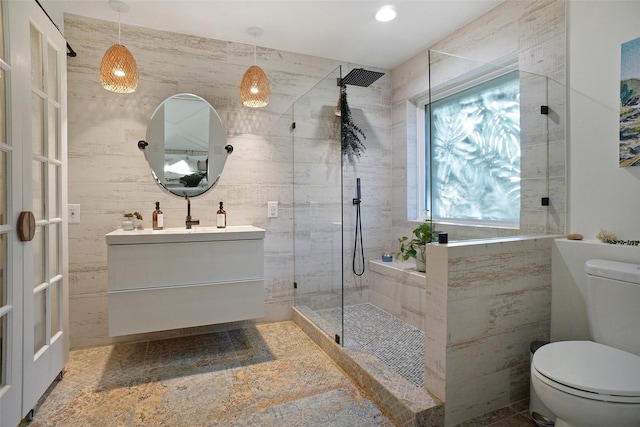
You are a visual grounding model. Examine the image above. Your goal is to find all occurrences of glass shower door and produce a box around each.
[292,66,343,343]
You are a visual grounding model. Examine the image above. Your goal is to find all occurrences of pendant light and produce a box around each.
[240,27,270,108]
[100,0,138,93]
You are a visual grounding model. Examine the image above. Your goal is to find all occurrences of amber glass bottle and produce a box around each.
[216,201,226,228]
[152,201,164,230]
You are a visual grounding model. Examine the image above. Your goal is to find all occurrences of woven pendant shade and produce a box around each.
[240,65,269,108]
[100,44,138,93]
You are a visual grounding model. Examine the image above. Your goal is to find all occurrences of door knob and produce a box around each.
[17,211,36,242]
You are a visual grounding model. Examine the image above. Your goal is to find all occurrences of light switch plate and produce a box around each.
[69,204,81,224]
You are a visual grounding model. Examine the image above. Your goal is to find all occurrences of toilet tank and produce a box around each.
[585,259,640,356]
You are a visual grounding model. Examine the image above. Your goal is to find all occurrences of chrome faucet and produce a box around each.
[185,195,200,229]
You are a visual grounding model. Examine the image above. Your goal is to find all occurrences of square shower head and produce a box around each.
[342,68,385,87]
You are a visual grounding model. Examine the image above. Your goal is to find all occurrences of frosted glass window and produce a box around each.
[427,71,520,224]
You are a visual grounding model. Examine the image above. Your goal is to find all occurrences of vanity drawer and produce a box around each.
[108,279,265,336]
[108,239,263,291]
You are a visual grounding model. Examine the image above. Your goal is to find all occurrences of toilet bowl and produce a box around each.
[531,341,640,427]
[530,259,640,427]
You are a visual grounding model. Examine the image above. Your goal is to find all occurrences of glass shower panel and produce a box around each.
[427,50,566,240]
[291,66,343,342]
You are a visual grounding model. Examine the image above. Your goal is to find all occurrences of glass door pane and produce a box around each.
[291,66,344,343]
[46,42,58,101]
[32,160,44,219]
[0,69,5,146]
[0,234,7,386]
[0,151,6,223]
[50,280,60,338]
[48,164,60,218]
[30,24,42,90]
[31,94,44,156]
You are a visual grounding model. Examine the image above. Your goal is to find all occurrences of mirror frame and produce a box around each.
[141,93,230,198]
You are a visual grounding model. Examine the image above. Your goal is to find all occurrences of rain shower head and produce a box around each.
[341,68,385,87]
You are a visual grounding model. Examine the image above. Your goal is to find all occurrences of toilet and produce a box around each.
[531,259,640,427]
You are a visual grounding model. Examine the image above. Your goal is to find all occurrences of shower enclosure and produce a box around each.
[288,66,345,343]
[275,49,565,398]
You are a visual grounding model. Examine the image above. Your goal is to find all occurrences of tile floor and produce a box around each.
[21,321,538,427]
[315,304,425,387]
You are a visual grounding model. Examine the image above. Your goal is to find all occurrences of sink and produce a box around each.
[106,225,265,245]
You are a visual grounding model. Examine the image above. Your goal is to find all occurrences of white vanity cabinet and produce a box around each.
[106,226,265,336]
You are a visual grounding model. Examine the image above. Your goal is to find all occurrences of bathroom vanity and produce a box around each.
[106,225,265,336]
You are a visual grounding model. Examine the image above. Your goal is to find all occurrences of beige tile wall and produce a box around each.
[368,260,427,332]
[426,236,555,426]
[65,14,391,349]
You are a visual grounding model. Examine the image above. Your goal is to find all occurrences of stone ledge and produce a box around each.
[292,307,444,427]
[370,259,426,278]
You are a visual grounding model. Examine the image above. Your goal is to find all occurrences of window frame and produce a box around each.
[415,58,520,227]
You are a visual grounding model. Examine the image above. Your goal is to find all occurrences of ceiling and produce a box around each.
[44,0,504,69]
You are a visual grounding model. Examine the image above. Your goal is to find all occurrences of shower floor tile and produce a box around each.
[20,322,395,427]
[315,304,425,388]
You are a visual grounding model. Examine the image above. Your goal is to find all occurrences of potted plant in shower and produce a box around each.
[396,218,436,272]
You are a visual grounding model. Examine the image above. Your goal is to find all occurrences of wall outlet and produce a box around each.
[69,204,81,224]
[267,201,278,218]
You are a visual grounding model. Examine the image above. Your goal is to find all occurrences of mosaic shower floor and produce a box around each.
[315,304,425,387]
[21,322,395,427]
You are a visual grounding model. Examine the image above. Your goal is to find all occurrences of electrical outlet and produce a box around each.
[69,204,81,224]
[267,201,278,218]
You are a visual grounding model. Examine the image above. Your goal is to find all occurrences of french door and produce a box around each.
[0,1,22,425]
[0,1,68,425]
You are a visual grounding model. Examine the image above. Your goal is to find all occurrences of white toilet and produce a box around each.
[531,259,640,427]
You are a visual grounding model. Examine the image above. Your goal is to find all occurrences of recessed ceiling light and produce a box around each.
[375,5,396,22]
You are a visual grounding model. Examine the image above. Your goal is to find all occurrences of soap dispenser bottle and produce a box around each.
[216,201,226,228]
[153,201,164,230]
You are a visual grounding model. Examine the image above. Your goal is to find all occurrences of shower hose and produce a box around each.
[352,197,365,276]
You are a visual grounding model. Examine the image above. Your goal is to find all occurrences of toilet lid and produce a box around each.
[533,341,640,398]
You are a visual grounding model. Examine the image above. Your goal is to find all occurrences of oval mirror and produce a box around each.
[143,93,229,197]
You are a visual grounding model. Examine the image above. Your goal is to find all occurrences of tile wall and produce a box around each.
[368,260,427,332]
[65,14,391,349]
[425,236,554,426]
